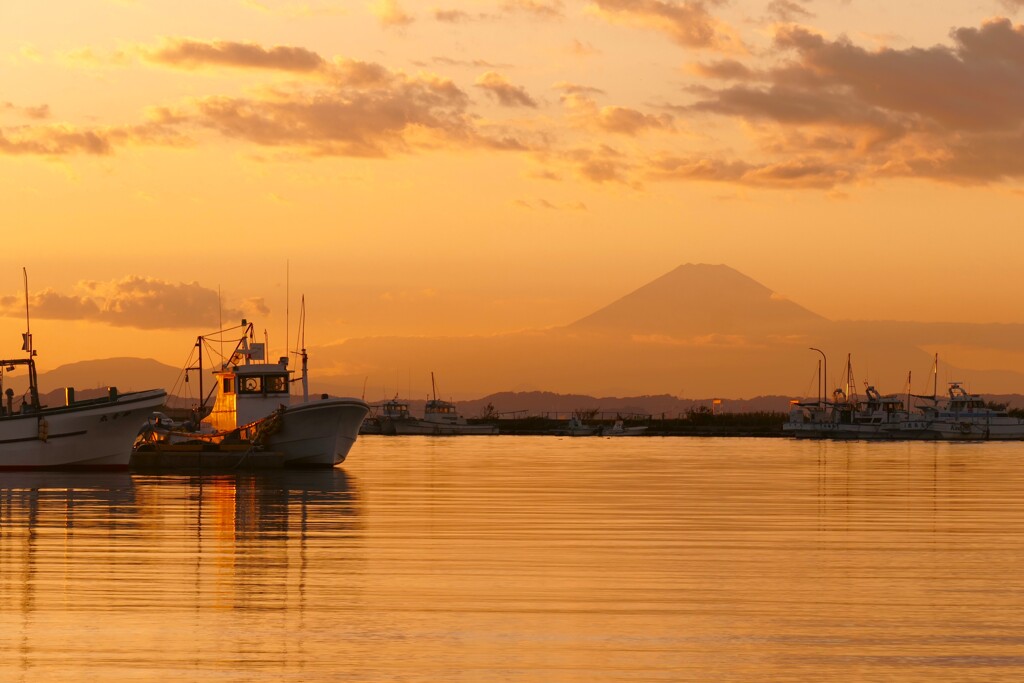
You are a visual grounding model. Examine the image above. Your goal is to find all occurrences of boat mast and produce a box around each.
[431,372,437,403]
[21,268,39,410]
[932,353,938,400]
[299,295,308,402]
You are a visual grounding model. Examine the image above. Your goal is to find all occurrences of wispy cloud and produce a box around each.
[563,94,673,134]
[142,38,326,72]
[0,278,263,330]
[589,0,744,52]
[1,102,50,120]
[474,72,538,107]
[502,0,564,19]
[371,0,414,27]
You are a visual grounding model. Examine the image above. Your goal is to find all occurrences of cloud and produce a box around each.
[371,0,414,27]
[561,145,633,184]
[553,81,606,96]
[429,56,511,69]
[474,72,538,107]
[681,18,1024,186]
[0,278,255,330]
[646,155,855,188]
[568,39,601,56]
[563,94,673,134]
[434,8,493,22]
[0,45,531,159]
[0,121,185,156]
[688,59,759,80]
[590,0,744,52]
[1,103,50,120]
[765,0,813,22]
[143,38,326,72]
[501,0,564,18]
[185,70,475,156]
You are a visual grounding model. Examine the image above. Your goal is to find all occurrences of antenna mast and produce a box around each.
[21,268,39,409]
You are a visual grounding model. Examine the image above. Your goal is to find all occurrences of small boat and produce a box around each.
[421,374,498,435]
[551,415,599,436]
[600,419,648,437]
[135,320,369,467]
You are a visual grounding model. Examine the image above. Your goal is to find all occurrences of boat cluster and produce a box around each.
[785,357,1024,441]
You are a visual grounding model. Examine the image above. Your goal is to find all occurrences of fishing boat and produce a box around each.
[363,374,498,435]
[600,419,648,437]
[135,320,369,466]
[784,354,909,440]
[0,270,166,469]
[550,414,600,436]
[785,351,1024,441]
[421,373,498,435]
[900,382,1024,440]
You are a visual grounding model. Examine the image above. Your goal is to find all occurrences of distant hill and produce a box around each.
[5,357,181,397]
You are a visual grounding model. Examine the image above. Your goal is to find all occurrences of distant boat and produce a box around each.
[600,419,648,437]
[135,319,369,466]
[550,415,599,437]
[364,377,499,436]
[784,352,1024,441]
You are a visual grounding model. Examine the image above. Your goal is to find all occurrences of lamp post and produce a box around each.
[810,347,827,405]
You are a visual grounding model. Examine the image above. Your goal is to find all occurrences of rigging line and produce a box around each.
[169,345,199,399]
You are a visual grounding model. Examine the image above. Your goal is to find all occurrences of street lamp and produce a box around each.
[809,347,827,405]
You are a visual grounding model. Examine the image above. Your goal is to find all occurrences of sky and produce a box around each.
[2,0,1024,380]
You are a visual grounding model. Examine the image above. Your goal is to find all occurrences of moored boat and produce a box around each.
[135,321,369,467]
[0,270,166,469]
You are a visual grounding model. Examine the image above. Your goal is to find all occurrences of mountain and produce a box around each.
[311,263,1024,399]
[569,263,826,336]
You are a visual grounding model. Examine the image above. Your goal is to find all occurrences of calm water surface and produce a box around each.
[3,436,1024,681]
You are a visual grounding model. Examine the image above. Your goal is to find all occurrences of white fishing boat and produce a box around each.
[785,351,1024,441]
[0,270,166,469]
[784,354,909,440]
[135,320,369,467]
[600,419,648,437]
[900,382,1024,441]
[551,415,600,436]
[421,374,498,435]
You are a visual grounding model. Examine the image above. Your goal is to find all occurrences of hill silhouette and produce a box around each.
[3,357,181,398]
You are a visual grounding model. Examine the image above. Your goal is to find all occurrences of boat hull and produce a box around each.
[0,390,167,470]
[265,397,370,467]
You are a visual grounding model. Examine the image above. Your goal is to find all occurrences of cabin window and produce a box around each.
[223,377,234,394]
[266,375,289,394]
[239,377,263,394]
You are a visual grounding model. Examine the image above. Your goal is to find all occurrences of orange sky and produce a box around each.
[2,0,1024,379]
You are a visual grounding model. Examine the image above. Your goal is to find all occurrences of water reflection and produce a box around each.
[3,439,1024,681]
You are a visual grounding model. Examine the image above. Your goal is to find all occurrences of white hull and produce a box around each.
[265,398,370,467]
[0,390,166,470]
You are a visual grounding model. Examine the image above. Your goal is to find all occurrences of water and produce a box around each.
[3,436,1024,681]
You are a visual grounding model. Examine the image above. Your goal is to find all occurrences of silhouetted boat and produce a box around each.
[135,320,368,466]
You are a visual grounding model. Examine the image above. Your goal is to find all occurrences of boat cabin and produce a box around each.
[205,350,293,432]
